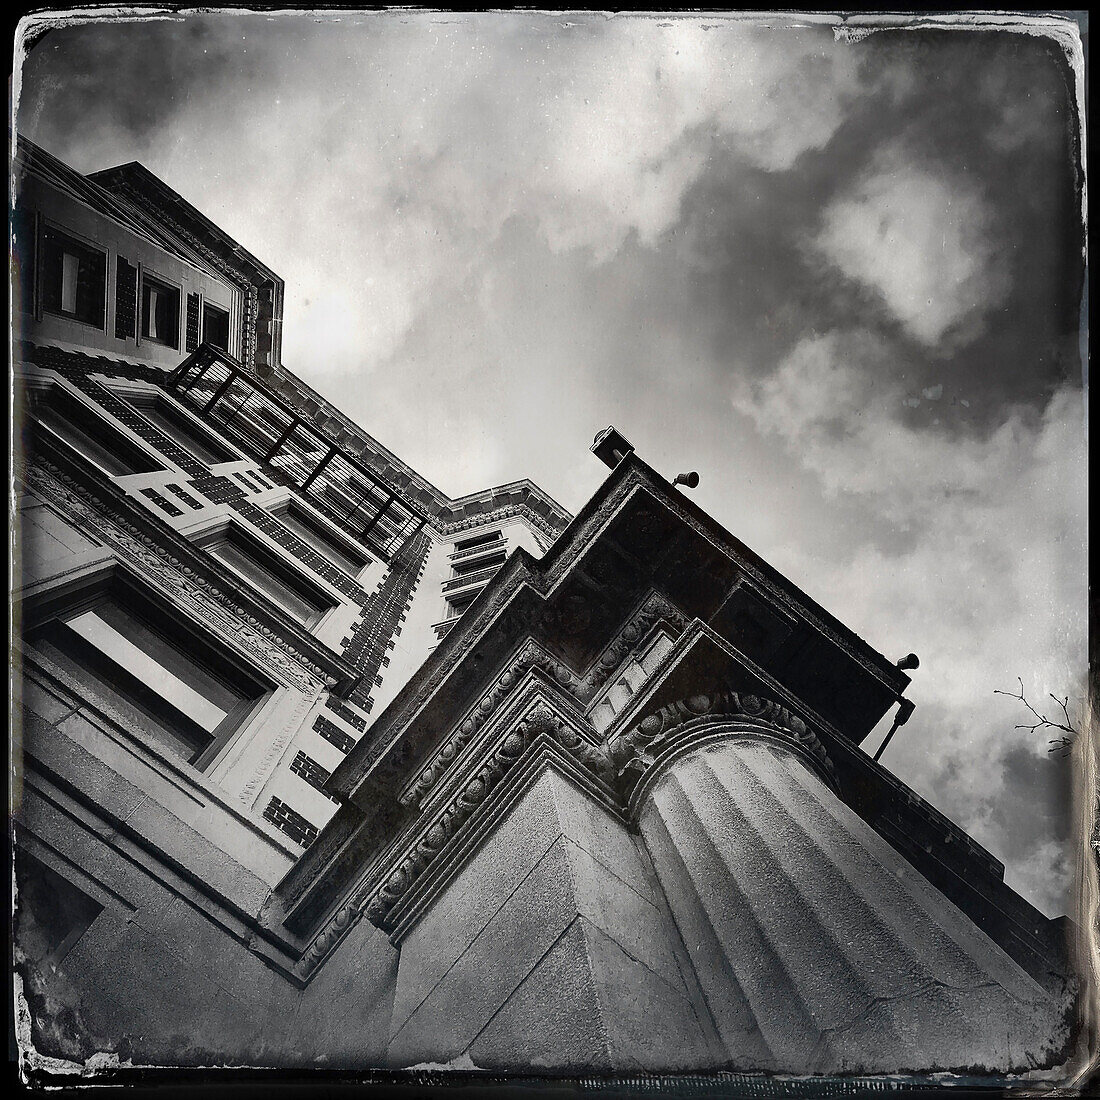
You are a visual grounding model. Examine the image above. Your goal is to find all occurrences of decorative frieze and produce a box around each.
[365,701,614,933]
[403,591,686,809]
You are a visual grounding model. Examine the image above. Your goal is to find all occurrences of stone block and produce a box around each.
[581,916,719,1072]
[120,797,272,917]
[388,836,577,1064]
[467,918,611,1073]
[298,920,399,1068]
[546,769,658,902]
[27,713,150,825]
[392,769,565,1023]
[564,836,688,998]
[20,674,79,726]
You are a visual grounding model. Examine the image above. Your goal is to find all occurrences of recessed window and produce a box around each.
[269,500,369,577]
[142,275,181,349]
[40,226,106,327]
[452,549,506,577]
[126,393,237,465]
[454,531,504,553]
[445,589,479,620]
[26,575,268,770]
[32,387,164,477]
[197,522,338,628]
[202,302,230,352]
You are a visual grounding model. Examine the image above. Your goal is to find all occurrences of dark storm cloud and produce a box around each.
[19,18,252,158]
[673,29,1082,435]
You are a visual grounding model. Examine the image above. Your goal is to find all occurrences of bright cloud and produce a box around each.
[814,147,1009,347]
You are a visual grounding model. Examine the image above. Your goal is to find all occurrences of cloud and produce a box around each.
[814,145,1010,347]
[16,13,1085,916]
[18,15,866,372]
[735,330,1086,914]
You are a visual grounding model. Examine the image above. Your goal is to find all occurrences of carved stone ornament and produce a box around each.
[299,903,361,973]
[366,702,613,932]
[403,592,685,808]
[23,460,329,693]
[610,690,839,808]
[440,504,566,541]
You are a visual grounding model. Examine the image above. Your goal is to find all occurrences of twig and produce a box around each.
[995,676,1078,753]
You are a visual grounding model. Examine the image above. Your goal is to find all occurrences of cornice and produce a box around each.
[402,589,688,810]
[365,696,613,936]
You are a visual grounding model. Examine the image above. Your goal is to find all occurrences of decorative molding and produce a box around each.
[298,902,362,974]
[578,590,688,700]
[611,689,839,809]
[401,639,585,807]
[402,591,687,809]
[239,688,320,808]
[22,459,331,693]
[438,502,567,541]
[365,701,613,932]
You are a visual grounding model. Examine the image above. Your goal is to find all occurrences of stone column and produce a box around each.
[616,694,1063,1074]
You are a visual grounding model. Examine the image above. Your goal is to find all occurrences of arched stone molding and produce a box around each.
[610,690,839,812]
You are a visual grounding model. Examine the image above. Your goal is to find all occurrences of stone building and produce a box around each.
[11,136,1072,1078]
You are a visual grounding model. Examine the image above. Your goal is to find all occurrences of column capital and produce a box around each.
[610,689,839,812]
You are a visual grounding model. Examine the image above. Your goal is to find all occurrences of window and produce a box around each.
[125,392,237,465]
[26,574,268,770]
[444,589,479,620]
[197,522,337,628]
[452,549,506,577]
[32,387,164,477]
[269,500,369,577]
[40,226,106,327]
[142,274,180,348]
[202,302,230,351]
[454,531,504,553]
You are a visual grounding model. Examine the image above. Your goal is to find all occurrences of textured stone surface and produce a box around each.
[637,738,1066,1074]
[388,763,716,1071]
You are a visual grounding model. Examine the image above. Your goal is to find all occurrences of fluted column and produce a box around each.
[617,699,1063,1074]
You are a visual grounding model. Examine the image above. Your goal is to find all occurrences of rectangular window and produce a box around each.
[32,387,164,478]
[125,393,237,465]
[202,302,230,351]
[445,589,479,620]
[197,522,337,628]
[269,500,369,577]
[142,275,181,349]
[454,530,504,553]
[452,549,506,577]
[40,226,106,327]
[26,575,268,771]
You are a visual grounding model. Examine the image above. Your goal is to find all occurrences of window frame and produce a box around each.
[22,564,274,774]
[192,517,341,630]
[140,270,183,350]
[37,221,108,331]
[29,382,167,480]
[124,389,242,466]
[266,496,372,578]
[201,300,232,353]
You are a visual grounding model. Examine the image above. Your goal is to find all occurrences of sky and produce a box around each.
[14,11,1087,916]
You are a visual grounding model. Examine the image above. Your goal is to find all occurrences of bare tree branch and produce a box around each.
[995,677,1078,754]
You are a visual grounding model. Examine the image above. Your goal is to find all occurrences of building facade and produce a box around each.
[11,137,1073,1078]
